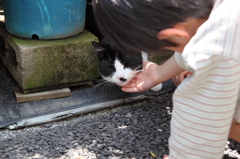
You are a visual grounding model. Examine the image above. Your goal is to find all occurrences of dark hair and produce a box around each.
[93,0,213,54]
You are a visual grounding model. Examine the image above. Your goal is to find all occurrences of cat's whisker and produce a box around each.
[107,82,115,93]
[104,82,110,93]
[102,84,109,93]
[92,78,119,92]
[131,65,143,76]
[136,70,143,73]
[103,82,114,91]
[132,69,142,76]
[94,80,108,87]
[91,80,111,92]
[134,65,143,71]
[99,80,115,93]
[106,83,113,93]
[109,82,116,92]
[141,69,147,73]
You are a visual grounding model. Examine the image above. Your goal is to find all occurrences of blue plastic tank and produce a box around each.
[2,0,86,39]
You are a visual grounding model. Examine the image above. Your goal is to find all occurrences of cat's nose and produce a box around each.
[119,77,127,82]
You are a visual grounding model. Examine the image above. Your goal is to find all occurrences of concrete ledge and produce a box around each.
[0,22,99,92]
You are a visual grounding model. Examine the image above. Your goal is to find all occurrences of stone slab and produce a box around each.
[0,21,99,92]
[13,87,71,103]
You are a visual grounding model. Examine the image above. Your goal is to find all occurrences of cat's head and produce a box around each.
[92,41,143,86]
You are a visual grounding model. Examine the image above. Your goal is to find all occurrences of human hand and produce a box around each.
[172,71,193,86]
[163,155,169,159]
[121,61,162,92]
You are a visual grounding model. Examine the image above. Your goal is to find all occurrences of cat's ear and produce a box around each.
[92,41,105,51]
[92,41,106,58]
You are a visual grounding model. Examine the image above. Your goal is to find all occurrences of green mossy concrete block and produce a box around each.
[3,30,99,90]
[149,49,174,65]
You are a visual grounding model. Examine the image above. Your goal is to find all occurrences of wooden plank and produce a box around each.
[21,80,95,94]
[13,87,71,103]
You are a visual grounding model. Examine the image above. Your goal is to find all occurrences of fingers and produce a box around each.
[121,87,140,92]
[186,72,193,77]
[121,81,145,92]
[179,71,189,82]
[122,82,137,89]
[121,79,139,92]
[174,71,194,86]
[121,84,144,92]
[179,73,185,83]
[172,75,180,87]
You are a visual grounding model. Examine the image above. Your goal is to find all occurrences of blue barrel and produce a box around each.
[2,0,86,39]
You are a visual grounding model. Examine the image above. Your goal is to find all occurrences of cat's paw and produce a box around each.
[150,83,163,92]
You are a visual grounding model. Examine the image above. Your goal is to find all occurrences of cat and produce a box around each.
[92,41,162,92]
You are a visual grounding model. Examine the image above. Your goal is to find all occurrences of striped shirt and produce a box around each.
[171,0,240,158]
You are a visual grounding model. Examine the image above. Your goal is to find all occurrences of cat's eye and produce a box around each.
[108,64,115,70]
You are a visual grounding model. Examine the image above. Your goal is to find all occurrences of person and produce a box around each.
[93,0,240,158]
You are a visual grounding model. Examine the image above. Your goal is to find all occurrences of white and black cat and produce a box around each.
[92,41,162,92]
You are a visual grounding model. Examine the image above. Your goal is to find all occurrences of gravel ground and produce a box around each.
[0,92,240,159]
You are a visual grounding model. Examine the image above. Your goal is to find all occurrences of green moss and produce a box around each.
[12,30,99,89]
[149,50,174,65]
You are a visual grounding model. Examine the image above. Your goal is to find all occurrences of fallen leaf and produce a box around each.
[150,151,157,158]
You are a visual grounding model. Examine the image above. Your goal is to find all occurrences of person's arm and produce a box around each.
[121,55,184,92]
[171,52,193,86]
